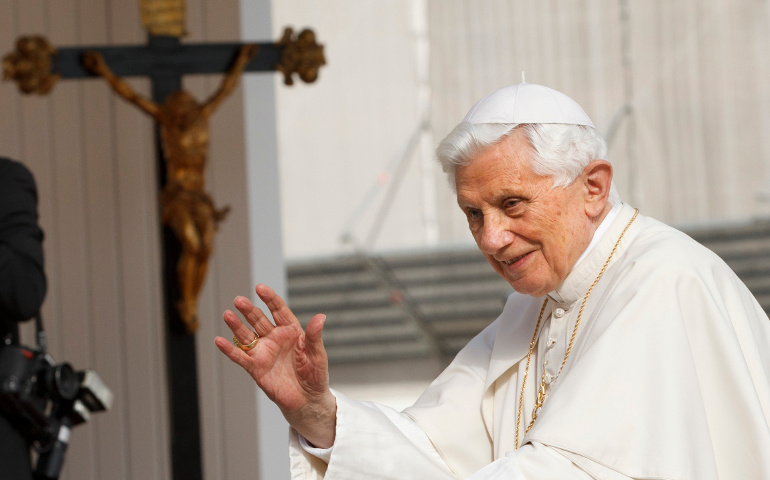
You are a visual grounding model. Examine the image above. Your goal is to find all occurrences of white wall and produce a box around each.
[273,0,434,258]
[274,0,770,260]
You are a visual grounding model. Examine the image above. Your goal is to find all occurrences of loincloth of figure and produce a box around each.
[160,183,230,230]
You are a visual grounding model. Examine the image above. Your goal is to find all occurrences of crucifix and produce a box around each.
[2,2,325,478]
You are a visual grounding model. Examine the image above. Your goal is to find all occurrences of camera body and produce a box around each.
[0,345,77,441]
[0,343,112,479]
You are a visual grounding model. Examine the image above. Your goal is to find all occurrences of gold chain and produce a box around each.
[514,297,548,450]
[514,209,638,449]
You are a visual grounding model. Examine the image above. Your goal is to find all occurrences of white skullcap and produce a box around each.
[462,82,594,128]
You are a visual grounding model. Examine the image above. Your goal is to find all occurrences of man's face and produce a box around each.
[455,129,596,297]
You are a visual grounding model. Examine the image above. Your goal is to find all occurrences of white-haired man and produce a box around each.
[216,83,770,479]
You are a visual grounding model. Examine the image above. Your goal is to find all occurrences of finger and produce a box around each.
[223,309,260,347]
[214,336,257,375]
[255,284,299,327]
[233,295,275,337]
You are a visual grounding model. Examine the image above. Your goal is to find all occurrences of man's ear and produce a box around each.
[581,160,613,218]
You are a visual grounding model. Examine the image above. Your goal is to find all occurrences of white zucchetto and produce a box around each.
[462,82,594,128]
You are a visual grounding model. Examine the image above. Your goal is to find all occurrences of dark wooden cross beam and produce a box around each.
[4,30,324,480]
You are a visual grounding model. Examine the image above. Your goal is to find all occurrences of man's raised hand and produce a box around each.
[214,284,337,448]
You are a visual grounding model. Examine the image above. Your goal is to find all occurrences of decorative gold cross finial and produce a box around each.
[140,0,187,37]
[276,28,326,86]
[2,36,59,95]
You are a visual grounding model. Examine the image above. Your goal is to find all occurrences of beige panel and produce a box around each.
[15,1,60,357]
[46,1,99,478]
[76,0,132,477]
[175,1,260,479]
[0,2,22,160]
[198,107,260,480]
[197,2,263,479]
[180,2,261,479]
[4,0,43,351]
[112,89,169,480]
[3,0,257,478]
[107,1,170,479]
[178,0,226,466]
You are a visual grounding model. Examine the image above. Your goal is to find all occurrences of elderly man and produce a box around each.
[216,83,770,479]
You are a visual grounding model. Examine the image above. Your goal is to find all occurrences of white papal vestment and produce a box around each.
[289,204,770,479]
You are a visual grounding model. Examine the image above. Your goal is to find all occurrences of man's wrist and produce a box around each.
[284,391,337,449]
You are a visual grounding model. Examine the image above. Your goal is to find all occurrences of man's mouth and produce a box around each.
[503,252,529,265]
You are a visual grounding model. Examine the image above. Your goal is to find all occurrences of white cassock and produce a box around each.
[289,203,770,479]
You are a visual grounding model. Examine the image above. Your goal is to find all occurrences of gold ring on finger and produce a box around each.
[233,333,259,351]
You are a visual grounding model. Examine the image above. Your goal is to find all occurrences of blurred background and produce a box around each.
[1,0,769,479]
[277,0,770,259]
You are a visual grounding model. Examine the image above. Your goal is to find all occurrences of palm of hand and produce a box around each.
[215,284,330,416]
[244,321,328,414]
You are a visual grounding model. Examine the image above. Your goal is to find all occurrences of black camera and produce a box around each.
[0,339,112,479]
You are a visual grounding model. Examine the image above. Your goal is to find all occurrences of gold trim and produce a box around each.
[139,0,186,37]
[2,35,60,95]
[276,27,326,86]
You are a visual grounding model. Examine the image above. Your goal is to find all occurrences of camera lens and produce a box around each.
[49,363,79,400]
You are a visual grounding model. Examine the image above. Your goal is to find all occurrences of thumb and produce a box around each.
[304,313,328,362]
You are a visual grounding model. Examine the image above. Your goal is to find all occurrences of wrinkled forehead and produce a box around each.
[455,130,546,193]
[465,126,534,169]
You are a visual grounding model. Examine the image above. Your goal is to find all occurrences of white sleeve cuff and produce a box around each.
[298,433,334,464]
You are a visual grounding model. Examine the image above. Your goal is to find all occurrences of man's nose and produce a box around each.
[478,215,514,254]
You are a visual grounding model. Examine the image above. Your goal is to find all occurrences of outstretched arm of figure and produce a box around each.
[81,50,161,119]
[214,283,337,448]
[201,44,258,118]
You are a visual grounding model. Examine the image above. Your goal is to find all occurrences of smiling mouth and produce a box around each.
[503,252,529,265]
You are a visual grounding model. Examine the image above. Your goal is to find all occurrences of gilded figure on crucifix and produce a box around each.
[82,44,258,333]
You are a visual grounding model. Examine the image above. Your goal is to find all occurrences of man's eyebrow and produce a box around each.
[455,196,476,208]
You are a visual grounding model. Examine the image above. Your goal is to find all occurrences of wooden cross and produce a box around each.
[3,19,325,480]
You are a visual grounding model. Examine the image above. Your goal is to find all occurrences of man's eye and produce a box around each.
[466,209,482,220]
[504,199,521,209]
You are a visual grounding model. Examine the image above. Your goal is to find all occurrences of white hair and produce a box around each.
[435,122,621,205]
